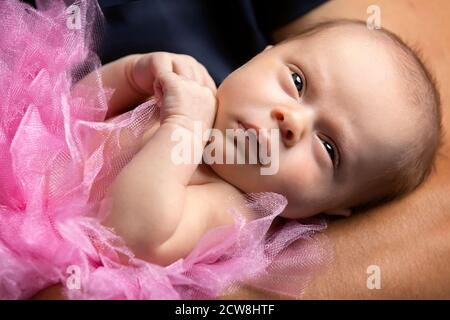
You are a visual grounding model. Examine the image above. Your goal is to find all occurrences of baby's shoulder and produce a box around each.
[186,180,251,228]
[156,182,243,263]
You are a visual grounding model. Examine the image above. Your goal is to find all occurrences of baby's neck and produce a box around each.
[189,163,226,186]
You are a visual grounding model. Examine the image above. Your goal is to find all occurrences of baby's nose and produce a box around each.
[271,106,307,147]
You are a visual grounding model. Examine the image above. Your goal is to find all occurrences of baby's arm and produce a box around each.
[103,58,217,263]
[73,52,216,119]
[97,54,150,118]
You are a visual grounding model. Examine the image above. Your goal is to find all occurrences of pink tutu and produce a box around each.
[0,0,331,299]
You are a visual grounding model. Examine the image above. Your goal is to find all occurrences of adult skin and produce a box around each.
[226,0,450,299]
[33,0,450,299]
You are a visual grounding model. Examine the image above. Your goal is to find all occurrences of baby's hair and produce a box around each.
[285,19,443,213]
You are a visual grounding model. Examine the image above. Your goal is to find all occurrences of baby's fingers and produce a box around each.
[154,71,181,91]
[172,60,196,82]
[153,71,195,105]
[132,53,173,94]
[174,54,216,93]
[199,65,217,94]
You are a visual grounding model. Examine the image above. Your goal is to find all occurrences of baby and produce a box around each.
[99,20,442,266]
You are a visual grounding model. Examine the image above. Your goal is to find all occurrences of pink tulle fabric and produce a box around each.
[0,0,332,299]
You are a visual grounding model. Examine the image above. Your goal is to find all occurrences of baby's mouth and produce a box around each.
[236,121,272,161]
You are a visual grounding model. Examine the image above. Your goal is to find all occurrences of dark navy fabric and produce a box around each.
[24,0,328,83]
[97,0,327,83]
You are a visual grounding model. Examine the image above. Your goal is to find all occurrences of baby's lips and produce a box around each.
[258,128,272,157]
[238,121,272,157]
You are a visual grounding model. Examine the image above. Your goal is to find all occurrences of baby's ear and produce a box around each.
[324,208,352,217]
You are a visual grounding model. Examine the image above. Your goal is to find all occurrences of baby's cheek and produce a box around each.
[280,158,325,200]
[290,152,315,177]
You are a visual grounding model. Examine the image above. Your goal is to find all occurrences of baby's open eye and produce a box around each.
[323,140,336,163]
[320,137,338,168]
[291,72,304,94]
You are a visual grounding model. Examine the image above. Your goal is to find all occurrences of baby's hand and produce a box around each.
[131,52,217,97]
[155,71,217,134]
[130,52,217,134]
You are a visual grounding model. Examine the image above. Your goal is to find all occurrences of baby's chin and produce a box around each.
[207,162,246,189]
[279,205,317,220]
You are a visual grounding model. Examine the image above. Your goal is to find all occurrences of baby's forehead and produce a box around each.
[281,24,409,71]
[280,24,408,95]
[285,23,392,52]
[278,26,404,91]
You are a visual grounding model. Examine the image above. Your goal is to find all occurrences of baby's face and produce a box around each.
[210,26,416,218]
